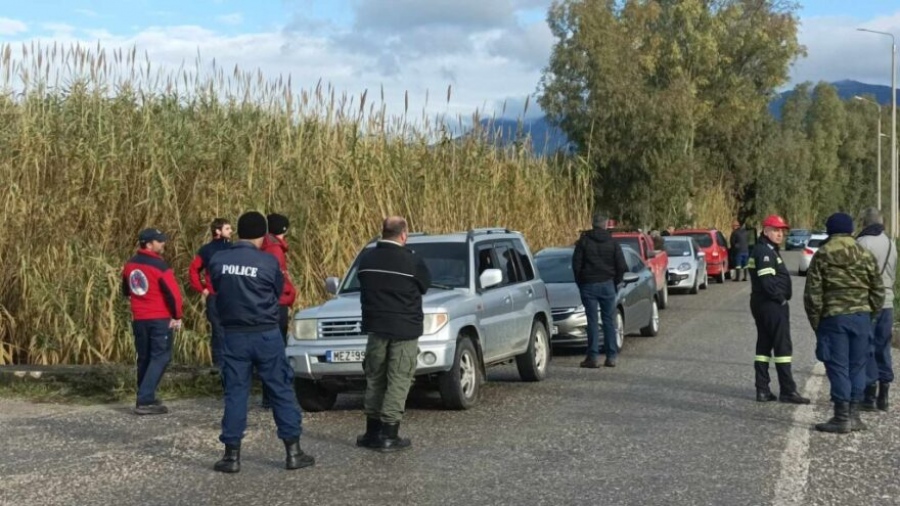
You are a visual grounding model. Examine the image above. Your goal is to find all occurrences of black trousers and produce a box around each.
[751,298,797,394]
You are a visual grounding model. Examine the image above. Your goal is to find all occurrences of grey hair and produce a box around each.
[861,207,883,227]
[592,213,609,229]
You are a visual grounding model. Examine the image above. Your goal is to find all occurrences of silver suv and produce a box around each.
[285,228,553,412]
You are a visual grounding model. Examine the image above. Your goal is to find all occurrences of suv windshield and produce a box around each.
[534,252,575,283]
[676,232,712,248]
[790,229,809,236]
[663,240,693,257]
[339,242,469,293]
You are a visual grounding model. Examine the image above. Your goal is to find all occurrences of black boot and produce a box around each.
[877,382,890,411]
[378,422,412,453]
[733,269,741,282]
[778,391,811,404]
[861,384,878,412]
[356,417,383,448]
[756,389,777,402]
[742,268,748,281]
[815,402,851,434]
[283,439,315,470]
[213,445,241,473]
[849,402,868,432]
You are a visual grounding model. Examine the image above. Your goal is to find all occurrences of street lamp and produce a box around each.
[857,28,897,237]
[855,95,884,211]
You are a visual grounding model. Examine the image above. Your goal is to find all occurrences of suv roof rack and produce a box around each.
[466,228,515,241]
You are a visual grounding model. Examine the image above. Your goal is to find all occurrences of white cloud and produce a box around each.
[0,17,28,35]
[216,13,244,26]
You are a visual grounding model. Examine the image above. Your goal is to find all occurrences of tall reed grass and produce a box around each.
[0,42,596,365]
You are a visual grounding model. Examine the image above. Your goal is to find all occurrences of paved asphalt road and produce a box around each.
[2,252,899,506]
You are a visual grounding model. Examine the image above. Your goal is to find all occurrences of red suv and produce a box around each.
[672,229,730,283]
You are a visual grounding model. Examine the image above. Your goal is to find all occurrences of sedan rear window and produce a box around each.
[535,253,575,283]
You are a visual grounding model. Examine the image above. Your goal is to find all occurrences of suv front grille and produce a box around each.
[318,319,367,339]
[551,308,576,321]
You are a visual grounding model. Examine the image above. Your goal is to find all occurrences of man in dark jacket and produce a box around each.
[572,213,627,368]
[730,219,750,282]
[122,228,183,415]
[188,218,232,367]
[208,212,314,473]
[355,216,431,453]
[259,213,297,409]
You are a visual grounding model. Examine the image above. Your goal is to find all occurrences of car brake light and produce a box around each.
[711,251,719,257]
[804,248,814,255]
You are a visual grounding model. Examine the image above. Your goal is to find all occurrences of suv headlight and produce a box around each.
[292,319,318,340]
[422,313,449,335]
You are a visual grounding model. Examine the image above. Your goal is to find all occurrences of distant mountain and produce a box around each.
[477,81,898,156]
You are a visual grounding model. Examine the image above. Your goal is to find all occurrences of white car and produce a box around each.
[798,233,829,275]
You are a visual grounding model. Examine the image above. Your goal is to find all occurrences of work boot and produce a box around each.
[213,445,241,473]
[604,356,617,368]
[849,402,868,432]
[733,269,741,282]
[861,384,878,412]
[877,382,890,411]
[742,268,748,281]
[133,403,168,415]
[356,417,383,448]
[779,391,811,404]
[579,357,601,369]
[378,422,412,453]
[815,402,851,434]
[756,389,777,402]
[283,439,315,470]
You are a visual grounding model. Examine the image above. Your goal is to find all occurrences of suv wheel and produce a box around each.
[658,284,669,310]
[640,299,660,336]
[516,320,550,382]
[439,336,482,410]
[294,379,338,412]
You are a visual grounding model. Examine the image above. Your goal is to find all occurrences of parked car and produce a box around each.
[285,229,553,412]
[611,229,670,309]
[672,228,730,283]
[533,245,660,351]
[799,233,829,275]
[786,229,812,250]
[662,236,708,294]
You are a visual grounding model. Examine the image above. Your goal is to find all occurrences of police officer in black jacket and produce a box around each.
[208,211,315,473]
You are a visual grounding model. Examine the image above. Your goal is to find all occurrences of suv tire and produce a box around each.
[294,379,338,412]
[439,336,482,410]
[516,320,550,382]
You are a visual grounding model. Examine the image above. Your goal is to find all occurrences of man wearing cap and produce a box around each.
[208,211,314,473]
[748,215,810,404]
[258,213,297,409]
[804,212,884,433]
[122,228,183,415]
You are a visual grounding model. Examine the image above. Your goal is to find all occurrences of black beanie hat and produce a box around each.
[267,213,289,235]
[238,211,268,239]
[825,212,854,236]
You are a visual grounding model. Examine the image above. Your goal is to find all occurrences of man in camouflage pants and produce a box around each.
[804,212,885,434]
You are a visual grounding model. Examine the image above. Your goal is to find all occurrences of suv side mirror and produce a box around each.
[623,272,639,284]
[325,276,340,295]
[479,268,503,289]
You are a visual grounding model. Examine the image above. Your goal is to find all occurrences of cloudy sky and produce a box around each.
[1,1,899,121]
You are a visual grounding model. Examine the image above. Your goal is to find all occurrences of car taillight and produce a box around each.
[804,248,814,255]
[711,251,719,257]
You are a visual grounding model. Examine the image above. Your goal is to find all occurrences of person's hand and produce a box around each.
[202,289,209,301]
[170,319,182,330]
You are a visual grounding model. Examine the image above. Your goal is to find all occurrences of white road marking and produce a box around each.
[772,361,826,506]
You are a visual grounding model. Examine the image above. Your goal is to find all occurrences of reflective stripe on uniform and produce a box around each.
[773,356,792,364]
[757,267,776,277]
[754,355,771,363]
[747,258,756,269]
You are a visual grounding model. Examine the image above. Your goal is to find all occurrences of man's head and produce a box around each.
[138,228,167,254]
[732,219,740,230]
[592,213,609,230]
[861,207,883,228]
[210,218,233,240]
[381,216,409,245]
[237,211,268,248]
[826,212,854,236]
[267,213,289,238]
[762,215,789,245]
[666,226,675,234]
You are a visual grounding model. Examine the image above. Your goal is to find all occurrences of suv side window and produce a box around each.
[494,241,522,286]
[512,239,536,281]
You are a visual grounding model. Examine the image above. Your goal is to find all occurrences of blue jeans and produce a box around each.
[579,281,618,360]
[866,309,894,385]
[816,313,871,403]
[735,253,749,268]
[220,328,302,446]
[132,319,173,406]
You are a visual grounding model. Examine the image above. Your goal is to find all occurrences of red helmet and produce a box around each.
[762,214,789,229]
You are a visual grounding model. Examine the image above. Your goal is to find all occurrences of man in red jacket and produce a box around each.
[259,213,297,409]
[188,218,232,367]
[122,228,183,415]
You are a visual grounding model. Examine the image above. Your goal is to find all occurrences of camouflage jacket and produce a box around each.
[803,234,885,331]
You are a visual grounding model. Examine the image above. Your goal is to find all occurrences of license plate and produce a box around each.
[325,350,365,363]
[552,325,559,335]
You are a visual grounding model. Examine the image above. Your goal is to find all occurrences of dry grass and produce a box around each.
[0,42,593,365]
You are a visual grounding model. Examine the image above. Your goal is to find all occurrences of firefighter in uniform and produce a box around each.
[749,215,811,404]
